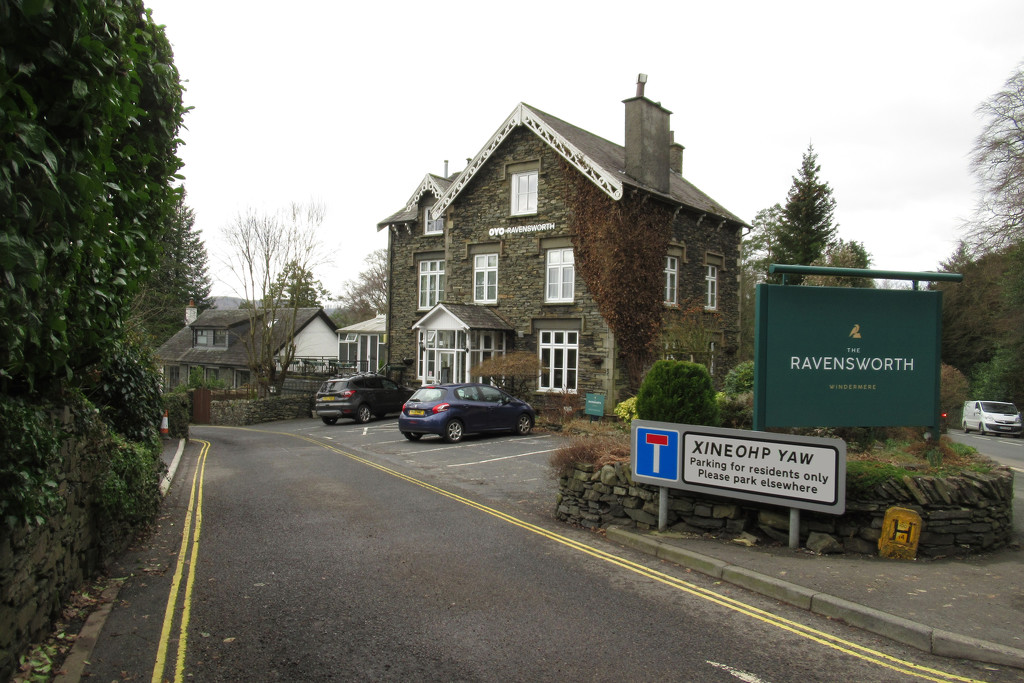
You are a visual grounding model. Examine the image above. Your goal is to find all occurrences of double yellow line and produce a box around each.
[151,439,209,683]
[154,430,990,683]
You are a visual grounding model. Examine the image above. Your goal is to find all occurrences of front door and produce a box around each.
[438,351,456,384]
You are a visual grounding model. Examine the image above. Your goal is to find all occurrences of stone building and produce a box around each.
[377,78,746,411]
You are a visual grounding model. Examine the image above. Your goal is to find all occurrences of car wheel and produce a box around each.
[978,423,986,436]
[513,413,534,436]
[356,404,373,424]
[403,432,422,441]
[321,416,338,425]
[962,420,969,433]
[444,419,464,443]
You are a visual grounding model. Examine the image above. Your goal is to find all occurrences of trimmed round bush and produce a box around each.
[635,360,720,426]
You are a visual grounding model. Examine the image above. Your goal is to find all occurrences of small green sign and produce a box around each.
[585,393,605,417]
[754,285,941,428]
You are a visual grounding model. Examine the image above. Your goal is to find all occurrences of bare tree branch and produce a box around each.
[222,201,327,396]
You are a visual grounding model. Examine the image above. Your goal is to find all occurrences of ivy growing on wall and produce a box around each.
[561,159,675,392]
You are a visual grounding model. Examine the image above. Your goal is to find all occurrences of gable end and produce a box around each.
[432,104,623,218]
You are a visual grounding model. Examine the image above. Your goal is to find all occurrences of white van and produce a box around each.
[962,400,1022,437]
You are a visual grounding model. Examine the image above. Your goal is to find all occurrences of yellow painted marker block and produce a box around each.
[878,506,922,560]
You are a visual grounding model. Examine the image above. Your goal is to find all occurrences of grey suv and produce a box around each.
[314,373,414,425]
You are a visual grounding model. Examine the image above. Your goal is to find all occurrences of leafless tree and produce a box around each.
[222,201,327,396]
[966,61,1024,250]
[339,248,388,320]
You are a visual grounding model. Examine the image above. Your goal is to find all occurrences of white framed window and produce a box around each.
[418,259,445,309]
[664,256,678,304]
[545,248,574,303]
[469,330,502,382]
[474,253,498,303]
[705,264,718,310]
[511,170,538,215]
[423,206,443,234]
[538,330,578,392]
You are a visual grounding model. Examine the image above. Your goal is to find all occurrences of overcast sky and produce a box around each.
[145,0,1024,300]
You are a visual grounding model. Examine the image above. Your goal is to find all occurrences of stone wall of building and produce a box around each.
[556,460,1014,557]
[386,124,743,406]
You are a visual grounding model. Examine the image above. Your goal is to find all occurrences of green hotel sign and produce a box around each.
[754,283,943,428]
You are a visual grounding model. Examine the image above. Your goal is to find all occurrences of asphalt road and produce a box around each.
[80,417,1017,682]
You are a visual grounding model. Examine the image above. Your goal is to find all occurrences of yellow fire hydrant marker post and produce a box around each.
[878,506,922,560]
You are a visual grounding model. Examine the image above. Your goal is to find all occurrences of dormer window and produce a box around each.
[194,328,228,347]
[423,206,443,234]
[511,170,538,215]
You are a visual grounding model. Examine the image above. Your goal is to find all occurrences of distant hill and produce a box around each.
[210,296,244,310]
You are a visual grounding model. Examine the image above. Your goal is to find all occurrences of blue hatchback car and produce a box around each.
[398,383,536,443]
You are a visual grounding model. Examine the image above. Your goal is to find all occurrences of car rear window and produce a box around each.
[410,388,445,402]
[325,379,350,392]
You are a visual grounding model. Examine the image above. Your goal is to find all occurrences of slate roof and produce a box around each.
[378,102,746,228]
[527,104,745,225]
[156,307,334,368]
[411,303,514,331]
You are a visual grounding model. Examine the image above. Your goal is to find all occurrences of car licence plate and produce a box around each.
[409,409,425,416]
[321,396,334,401]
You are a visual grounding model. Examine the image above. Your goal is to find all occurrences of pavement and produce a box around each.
[56,438,1024,681]
[606,526,1024,670]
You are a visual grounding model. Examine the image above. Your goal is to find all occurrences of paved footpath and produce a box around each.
[608,526,1024,670]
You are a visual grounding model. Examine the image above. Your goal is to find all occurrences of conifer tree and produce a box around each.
[772,144,838,284]
[130,193,213,343]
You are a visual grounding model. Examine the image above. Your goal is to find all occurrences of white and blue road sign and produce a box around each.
[633,425,680,482]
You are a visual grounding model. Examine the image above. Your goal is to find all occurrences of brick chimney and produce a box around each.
[624,73,672,194]
[184,299,197,326]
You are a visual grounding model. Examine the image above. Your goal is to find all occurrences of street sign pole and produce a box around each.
[659,487,667,531]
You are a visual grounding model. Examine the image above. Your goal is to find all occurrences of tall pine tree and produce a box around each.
[129,192,212,343]
[772,144,838,284]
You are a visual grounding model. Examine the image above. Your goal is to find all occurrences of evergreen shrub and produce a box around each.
[635,360,720,426]
[724,360,754,396]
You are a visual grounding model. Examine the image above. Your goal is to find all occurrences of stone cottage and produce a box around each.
[377,77,746,410]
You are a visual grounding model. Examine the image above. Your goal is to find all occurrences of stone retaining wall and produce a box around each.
[209,395,312,426]
[556,460,1015,557]
[0,410,107,681]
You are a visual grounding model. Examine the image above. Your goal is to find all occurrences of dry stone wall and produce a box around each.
[209,395,312,426]
[556,460,1014,557]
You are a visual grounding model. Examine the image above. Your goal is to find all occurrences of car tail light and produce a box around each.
[432,402,450,414]
[341,389,355,398]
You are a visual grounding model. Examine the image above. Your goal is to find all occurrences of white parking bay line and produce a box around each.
[448,449,559,467]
